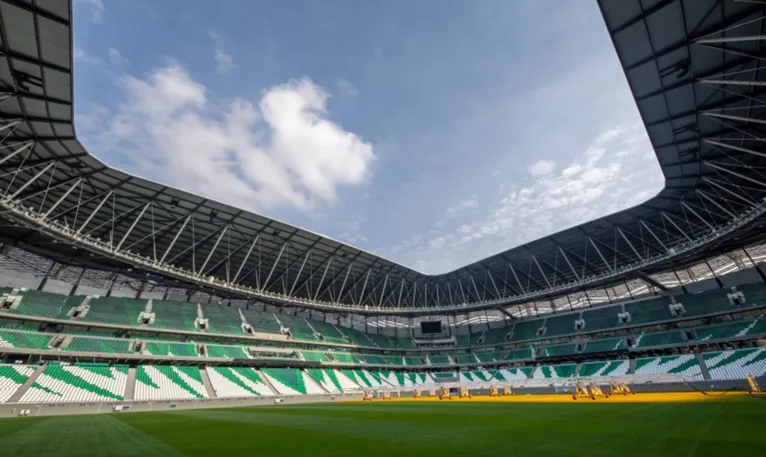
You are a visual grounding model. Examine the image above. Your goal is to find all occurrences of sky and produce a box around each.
[72,0,664,275]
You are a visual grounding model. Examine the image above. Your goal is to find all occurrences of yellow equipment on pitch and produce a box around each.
[439,386,451,400]
[459,386,472,398]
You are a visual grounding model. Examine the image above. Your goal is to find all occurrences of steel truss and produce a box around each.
[0,0,764,315]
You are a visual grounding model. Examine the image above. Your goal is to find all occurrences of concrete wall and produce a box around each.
[0,392,365,418]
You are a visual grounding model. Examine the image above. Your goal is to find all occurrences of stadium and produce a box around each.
[0,0,765,455]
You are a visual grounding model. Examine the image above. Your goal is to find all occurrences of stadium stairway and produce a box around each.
[199,367,217,397]
[123,367,136,400]
[3,364,43,403]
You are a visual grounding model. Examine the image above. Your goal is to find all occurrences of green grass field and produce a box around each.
[0,399,764,457]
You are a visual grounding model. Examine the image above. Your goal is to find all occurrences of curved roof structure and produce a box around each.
[0,0,765,314]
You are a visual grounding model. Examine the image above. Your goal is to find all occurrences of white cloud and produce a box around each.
[214,49,235,74]
[73,46,103,66]
[528,159,555,177]
[75,0,104,22]
[108,48,130,68]
[385,123,662,274]
[79,63,375,211]
[337,79,359,98]
[444,197,478,218]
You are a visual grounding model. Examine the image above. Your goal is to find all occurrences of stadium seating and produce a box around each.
[680,291,734,317]
[306,368,345,392]
[581,337,626,354]
[20,363,127,403]
[692,318,765,342]
[207,344,249,359]
[531,363,576,379]
[496,367,532,380]
[205,366,274,397]
[633,354,702,379]
[309,320,349,344]
[134,365,207,400]
[330,351,361,364]
[508,320,541,342]
[302,350,331,362]
[261,368,324,395]
[201,304,245,335]
[542,313,578,337]
[0,364,36,403]
[67,336,132,354]
[81,296,146,326]
[240,308,283,334]
[340,369,386,388]
[152,300,200,332]
[703,348,766,380]
[631,330,685,348]
[577,360,630,377]
[0,329,51,349]
[538,343,578,358]
[503,347,533,361]
[338,326,375,346]
[145,341,199,357]
[12,290,79,319]
[623,297,672,325]
[366,333,397,349]
[455,353,478,364]
[277,315,319,341]
[580,306,620,332]
[429,354,452,365]
[482,326,511,345]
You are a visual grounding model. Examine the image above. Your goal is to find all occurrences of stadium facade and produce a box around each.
[0,0,764,412]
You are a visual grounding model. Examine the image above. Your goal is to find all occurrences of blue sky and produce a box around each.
[72,0,664,274]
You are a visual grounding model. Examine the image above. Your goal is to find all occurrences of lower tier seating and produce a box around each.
[577,360,630,377]
[205,366,274,397]
[261,368,324,395]
[340,369,386,388]
[20,363,127,403]
[531,363,576,379]
[134,365,207,400]
[0,364,36,403]
[703,348,766,380]
[634,354,702,379]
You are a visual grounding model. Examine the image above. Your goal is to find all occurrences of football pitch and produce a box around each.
[0,397,764,457]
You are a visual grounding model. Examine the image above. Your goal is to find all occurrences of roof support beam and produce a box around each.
[159,215,190,264]
[232,235,259,284]
[199,224,228,276]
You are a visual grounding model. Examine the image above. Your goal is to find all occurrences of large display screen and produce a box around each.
[420,320,442,334]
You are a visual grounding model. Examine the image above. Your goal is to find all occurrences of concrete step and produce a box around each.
[199,367,217,398]
[8,365,46,403]
[695,351,712,381]
[123,367,137,400]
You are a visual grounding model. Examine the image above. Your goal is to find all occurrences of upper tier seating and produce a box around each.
[338,326,375,346]
[13,290,80,319]
[509,320,541,342]
[309,320,348,344]
[539,343,578,358]
[360,354,387,364]
[261,368,324,395]
[456,353,478,364]
[503,347,533,361]
[632,330,685,348]
[692,318,765,342]
[0,329,51,350]
[81,296,146,326]
[67,337,132,354]
[531,363,576,379]
[145,341,198,357]
[429,354,451,365]
[20,363,127,403]
[277,315,318,341]
[578,360,630,377]
[624,298,672,325]
[543,313,578,337]
[205,366,274,397]
[482,326,511,345]
[152,300,199,332]
[680,291,735,317]
[703,348,766,380]
[366,333,397,349]
[581,337,626,354]
[581,306,620,332]
[0,364,36,403]
[207,344,249,359]
[241,308,282,334]
[302,350,331,362]
[201,304,244,335]
[134,365,207,400]
[634,354,702,379]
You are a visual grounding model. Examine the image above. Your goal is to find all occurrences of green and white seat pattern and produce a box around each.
[0,329,51,349]
[495,368,531,380]
[577,360,629,377]
[378,370,433,387]
[0,364,36,403]
[144,341,198,357]
[205,367,274,397]
[20,364,127,403]
[703,348,766,380]
[134,365,207,400]
[531,364,576,379]
[634,354,702,379]
[261,368,324,395]
[306,368,361,392]
[340,369,387,388]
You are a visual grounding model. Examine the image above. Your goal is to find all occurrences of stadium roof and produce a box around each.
[0,0,765,314]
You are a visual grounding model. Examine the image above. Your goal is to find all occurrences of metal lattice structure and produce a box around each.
[0,0,765,314]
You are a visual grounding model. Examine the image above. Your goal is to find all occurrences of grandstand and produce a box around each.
[0,0,763,450]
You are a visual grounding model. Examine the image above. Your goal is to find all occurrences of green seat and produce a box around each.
[81,296,146,326]
[151,300,199,332]
[67,337,132,354]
